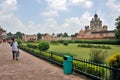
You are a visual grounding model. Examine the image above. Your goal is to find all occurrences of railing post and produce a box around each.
[112,66,119,80]
[50,51,53,64]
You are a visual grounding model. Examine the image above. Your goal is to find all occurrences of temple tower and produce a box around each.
[90,13,102,31]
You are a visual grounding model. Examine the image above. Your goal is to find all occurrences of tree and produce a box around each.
[57,33,63,37]
[115,16,120,29]
[37,33,42,40]
[38,40,50,53]
[52,33,55,37]
[63,32,69,37]
[7,32,13,37]
[15,32,24,40]
[71,33,78,37]
[115,16,120,39]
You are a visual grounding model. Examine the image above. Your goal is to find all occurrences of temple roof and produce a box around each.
[94,13,98,18]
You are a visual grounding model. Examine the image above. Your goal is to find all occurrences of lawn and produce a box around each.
[48,43,120,60]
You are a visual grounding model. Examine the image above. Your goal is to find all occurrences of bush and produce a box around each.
[108,53,120,67]
[63,41,69,46]
[16,39,22,45]
[49,51,76,57]
[73,61,105,77]
[89,49,107,64]
[38,40,50,53]
[50,41,58,45]
[77,44,111,49]
[27,43,38,49]
[27,40,34,43]
[70,40,120,45]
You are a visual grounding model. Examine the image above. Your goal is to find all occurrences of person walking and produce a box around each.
[11,38,19,61]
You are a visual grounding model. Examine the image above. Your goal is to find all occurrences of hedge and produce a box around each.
[19,45,105,78]
[56,39,120,45]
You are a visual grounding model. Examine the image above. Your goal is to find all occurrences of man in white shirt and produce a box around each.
[11,38,19,61]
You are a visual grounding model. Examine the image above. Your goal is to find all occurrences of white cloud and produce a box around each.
[0,0,23,33]
[106,0,120,30]
[80,12,91,23]
[46,0,68,11]
[1,0,17,12]
[41,0,93,17]
[106,0,120,12]
[43,18,57,29]
[40,0,68,17]
[85,0,93,8]
[0,12,25,33]
[40,12,92,34]
[40,10,58,17]
[0,0,39,34]
[69,0,93,8]
[63,17,80,28]
[59,12,92,34]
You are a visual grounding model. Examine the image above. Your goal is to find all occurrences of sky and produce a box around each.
[0,0,120,35]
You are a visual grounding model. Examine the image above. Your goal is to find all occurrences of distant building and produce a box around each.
[77,13,115,39]
[0,26,7,42]
[22,34,37,42]
[41,33,56,42]
[56,36,72,40]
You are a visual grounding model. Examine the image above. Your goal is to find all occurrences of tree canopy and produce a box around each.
[15,32,24,40]
[115,16,120,39]
[115,16,120,29]
[37,33,42,40]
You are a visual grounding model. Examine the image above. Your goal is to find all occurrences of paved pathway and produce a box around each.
[0,43,88,80]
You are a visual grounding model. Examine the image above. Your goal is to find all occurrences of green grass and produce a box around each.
[48,43,120,60]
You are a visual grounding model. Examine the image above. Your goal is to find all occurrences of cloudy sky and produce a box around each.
[0,0,120,35]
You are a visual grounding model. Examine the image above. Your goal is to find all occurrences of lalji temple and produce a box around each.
[77,14,115,39]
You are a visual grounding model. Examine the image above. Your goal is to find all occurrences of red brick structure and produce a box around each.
[0,26,7,42]
[41,33,56,42]
[77,14,115,39]
[22,34,38,42]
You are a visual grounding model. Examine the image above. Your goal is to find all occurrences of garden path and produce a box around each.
[0,43,87,80]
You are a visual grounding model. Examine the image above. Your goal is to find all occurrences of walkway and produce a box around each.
[0,43,87,80]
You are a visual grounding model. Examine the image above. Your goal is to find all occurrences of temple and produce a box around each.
[77,14,115,39]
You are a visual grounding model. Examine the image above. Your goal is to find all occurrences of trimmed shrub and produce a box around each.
[38,40,50,53]
[63,41,69,46]
[49,51,76,57]
[50,41,58,45]
[58,40,120,45]
[77,44,111,49]
[108,53,120,67]
[27,43,38,49]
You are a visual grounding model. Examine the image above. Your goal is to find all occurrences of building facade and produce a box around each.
[41,33,56,42]
[77,14,115,39]
[0,26,7,42]
[22,34,38,42]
